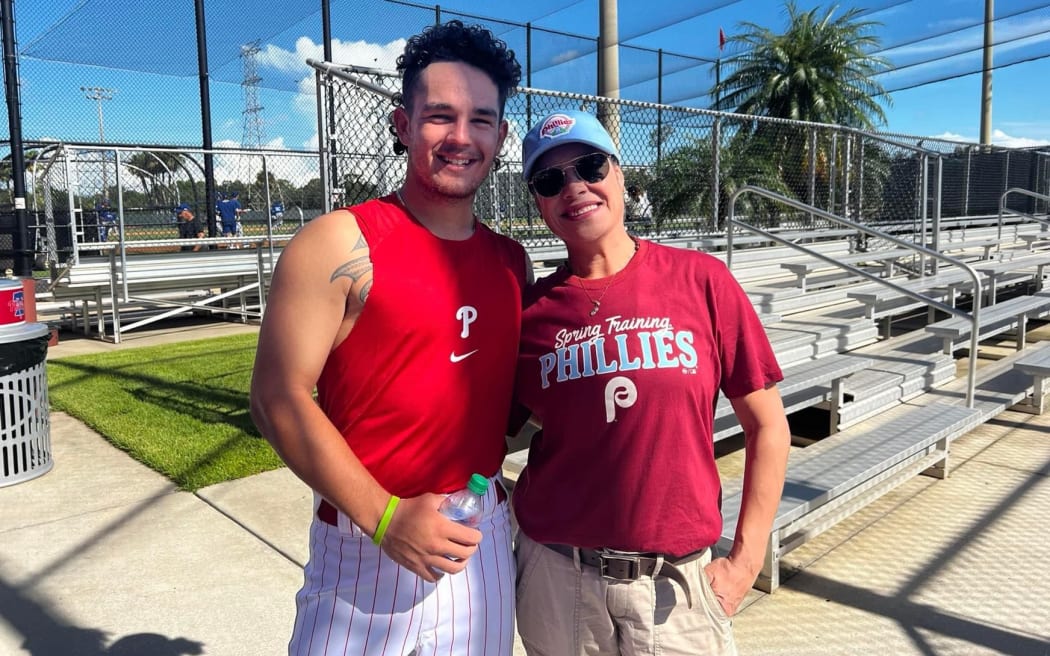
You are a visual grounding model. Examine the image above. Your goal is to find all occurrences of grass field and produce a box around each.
[45,332,282,491]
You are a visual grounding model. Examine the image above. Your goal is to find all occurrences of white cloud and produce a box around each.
[552,49,581,65]
[207,138,321,189]
[259,36,406,75]
[259,35,407,156]
[991,129,1050,148]
[929,131,971,142]
[929,129,1050,148]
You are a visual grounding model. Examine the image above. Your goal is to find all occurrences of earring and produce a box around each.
[386,120,401,153]
[493,157,503,171]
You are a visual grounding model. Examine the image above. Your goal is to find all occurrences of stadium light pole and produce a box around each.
[81,85,115,197]
[80,85,114,143]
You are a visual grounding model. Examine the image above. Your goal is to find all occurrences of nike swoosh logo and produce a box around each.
[450,349,479,363]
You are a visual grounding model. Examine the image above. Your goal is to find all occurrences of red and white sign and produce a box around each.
[0,280,26,326]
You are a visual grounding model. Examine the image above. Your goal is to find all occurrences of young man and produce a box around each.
[250,21,526,656]
[512,110,790,655]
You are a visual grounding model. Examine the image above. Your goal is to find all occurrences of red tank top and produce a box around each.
[317,195,526,497]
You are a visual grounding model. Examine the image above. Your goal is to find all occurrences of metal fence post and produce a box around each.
[712,116,721,233]
[933,154,943,259]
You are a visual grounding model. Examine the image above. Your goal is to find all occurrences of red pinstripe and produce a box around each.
[301,522,333,656]
[399,575,420,655]
[288,477,513,655]
[378,561,402,654]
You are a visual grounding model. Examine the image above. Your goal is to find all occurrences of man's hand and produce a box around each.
[703,555,758,616]
[378,493,483,582]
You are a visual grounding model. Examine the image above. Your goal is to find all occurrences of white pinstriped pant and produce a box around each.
[288,479,515,656]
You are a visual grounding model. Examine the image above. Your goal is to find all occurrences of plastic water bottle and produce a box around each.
[438,473,488,527]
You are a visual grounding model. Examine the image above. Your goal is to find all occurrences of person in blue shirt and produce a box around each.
[95,199,117,242]
[218,191,244,237]
[271,201,285,227]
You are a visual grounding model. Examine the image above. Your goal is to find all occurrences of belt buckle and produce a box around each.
[597,549,642,581]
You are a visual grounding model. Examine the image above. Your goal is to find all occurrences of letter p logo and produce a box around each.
[603,376,637,423]
[456,305,478,338]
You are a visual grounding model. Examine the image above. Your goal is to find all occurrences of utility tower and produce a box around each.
[240,41,265,149]
[240,41,265,205]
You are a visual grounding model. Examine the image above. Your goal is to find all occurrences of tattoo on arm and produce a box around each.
[328,228,372,303]
[330,256,371,284]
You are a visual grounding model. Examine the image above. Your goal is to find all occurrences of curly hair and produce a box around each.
[395,20,521,115]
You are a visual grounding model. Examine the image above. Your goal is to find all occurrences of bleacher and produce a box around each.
[505,209,1050,594]
[42,237,285,343]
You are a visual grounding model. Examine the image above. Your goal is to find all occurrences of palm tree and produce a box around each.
[650,127,790,232]
[713,1,889,129]
[125,151,187,205]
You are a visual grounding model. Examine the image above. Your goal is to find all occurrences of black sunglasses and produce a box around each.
[528,152,613,197]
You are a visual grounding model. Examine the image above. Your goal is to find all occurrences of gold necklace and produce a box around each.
[572,238,639,317]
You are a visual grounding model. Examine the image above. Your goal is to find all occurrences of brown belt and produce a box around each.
[317,481,508,527]
[542,543,704,608]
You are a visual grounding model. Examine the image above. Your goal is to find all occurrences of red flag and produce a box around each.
[719,27,726,52]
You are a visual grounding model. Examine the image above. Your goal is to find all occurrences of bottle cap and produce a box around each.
[467,473,488,496]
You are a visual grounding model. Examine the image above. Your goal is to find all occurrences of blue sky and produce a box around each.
[10,0,1050,160]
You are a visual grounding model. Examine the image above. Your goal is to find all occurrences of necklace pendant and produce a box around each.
[589,301,600,316]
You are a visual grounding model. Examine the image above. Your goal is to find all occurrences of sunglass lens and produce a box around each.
[576,154,609,183]
[530,154,610,197]
[531,169,565,197]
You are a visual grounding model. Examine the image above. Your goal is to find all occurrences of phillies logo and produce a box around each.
[539,114,575,140]
[9,290,24,318]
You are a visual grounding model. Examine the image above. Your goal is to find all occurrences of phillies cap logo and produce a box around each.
[539,114,575,140]
[10,290,24,318]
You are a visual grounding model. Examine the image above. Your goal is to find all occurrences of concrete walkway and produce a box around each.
[1,323,1048,655]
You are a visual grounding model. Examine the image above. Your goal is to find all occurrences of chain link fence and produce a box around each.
[314,62,1050,255]
[22,144,321,268]
[5,3,1049,270]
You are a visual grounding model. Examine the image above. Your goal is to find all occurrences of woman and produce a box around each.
[512,109,791,656]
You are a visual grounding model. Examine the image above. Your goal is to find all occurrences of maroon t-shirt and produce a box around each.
[316,196,526,498]
[513,239,782,557]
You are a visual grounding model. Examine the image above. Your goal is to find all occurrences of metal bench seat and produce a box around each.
[717,401,980,592]
[974,254,1050,303]
[698,228,857,251]
[1018,232,1050,250]
[780,248,915,292]
[50,245,279,342]
[924,292,1050,354]
[846,270,974,316]
[713,353,872,441]
[1011,342,1050,414]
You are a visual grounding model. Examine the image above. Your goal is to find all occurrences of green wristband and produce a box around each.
[372,495,400,545]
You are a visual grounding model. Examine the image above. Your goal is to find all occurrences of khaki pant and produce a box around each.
[515,532,737,656]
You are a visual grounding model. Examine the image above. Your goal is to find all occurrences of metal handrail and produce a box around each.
[727,185,981,408]
[997,188,1050,252]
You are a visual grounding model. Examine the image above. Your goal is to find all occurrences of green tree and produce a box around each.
[297,178,325,210]
[650,128,789,231]
[0,149,40,204]
[125,151,186,206]
[714,1,889,129]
